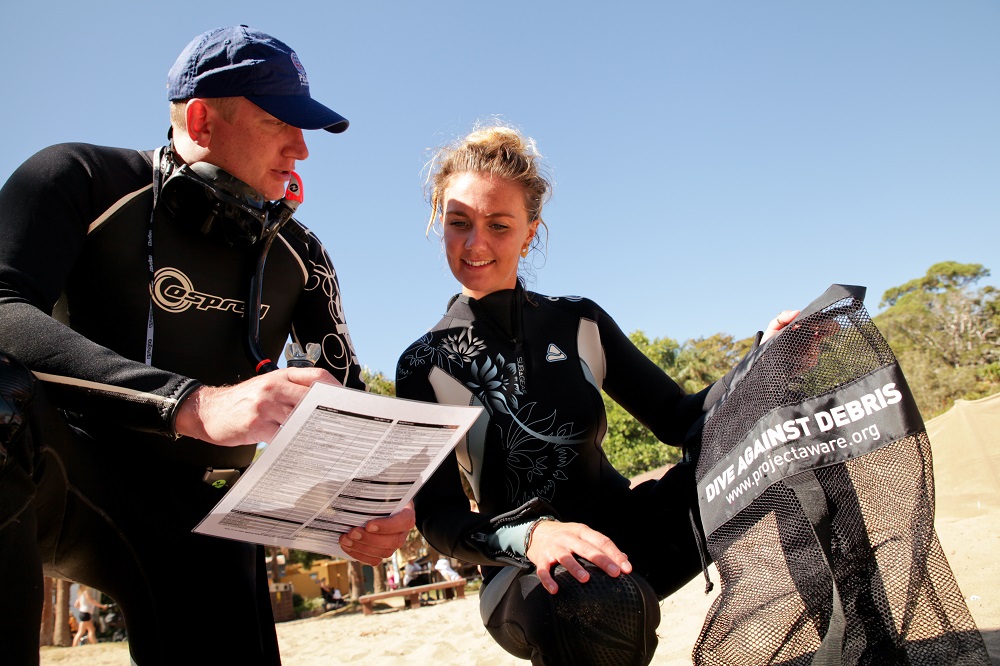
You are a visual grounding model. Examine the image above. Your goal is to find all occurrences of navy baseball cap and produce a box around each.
[167,25,348,133]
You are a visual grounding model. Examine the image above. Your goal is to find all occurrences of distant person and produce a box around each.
[404,557,430,587]
[319,578,334,607]
[435,556,462,582]
[72,586,108,647]
[435,556,464,600]
[319,578,345,610]
[395,123,798,664]
[0,25,414,666]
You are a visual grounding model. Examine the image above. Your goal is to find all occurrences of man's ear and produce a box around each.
[185,99,213,148]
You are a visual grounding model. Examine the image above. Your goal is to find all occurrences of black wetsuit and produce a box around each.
[0,143,364,665]
[396,285,729,664]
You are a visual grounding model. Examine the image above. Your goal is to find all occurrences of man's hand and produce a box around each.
[526,520,631,595]
[174,367,340,446]
[339,503,416,566]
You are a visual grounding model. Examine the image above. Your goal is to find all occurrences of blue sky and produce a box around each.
[3,1,997,376]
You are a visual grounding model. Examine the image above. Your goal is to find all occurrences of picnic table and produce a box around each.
[357,578,467,615]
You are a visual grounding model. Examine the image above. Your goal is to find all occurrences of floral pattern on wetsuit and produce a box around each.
[304,255,358,384]
[398,330,586,506]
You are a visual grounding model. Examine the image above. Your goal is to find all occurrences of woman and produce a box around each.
[72,585,108,647]
[396,124,795,665]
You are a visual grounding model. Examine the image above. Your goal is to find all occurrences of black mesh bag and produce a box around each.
[691,284,989,666]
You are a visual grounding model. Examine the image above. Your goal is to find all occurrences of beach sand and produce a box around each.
[38,508,998,665]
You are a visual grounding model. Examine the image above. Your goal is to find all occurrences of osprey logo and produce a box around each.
[545,344,567,362]
[152,267,268,318]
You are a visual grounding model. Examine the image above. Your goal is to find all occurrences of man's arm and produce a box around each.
[0,143,200,436]
[287,223,367,391]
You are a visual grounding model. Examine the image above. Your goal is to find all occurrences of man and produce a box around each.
[404,556,429,587]
[0,26,413,664]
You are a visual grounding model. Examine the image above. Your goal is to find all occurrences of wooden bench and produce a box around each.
[358,578,467,615]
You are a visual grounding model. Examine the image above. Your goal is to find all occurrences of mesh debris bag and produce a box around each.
[691,284,989,666]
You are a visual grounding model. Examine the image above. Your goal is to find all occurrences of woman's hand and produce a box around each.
[760,309,840,373]
[761,310,801,343]
[339,502,416,566]
[525,520,631,594]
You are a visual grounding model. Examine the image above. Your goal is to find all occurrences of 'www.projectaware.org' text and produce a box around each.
[705,382,903,504]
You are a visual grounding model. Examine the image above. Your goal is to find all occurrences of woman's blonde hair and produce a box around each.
[425,122,552,257]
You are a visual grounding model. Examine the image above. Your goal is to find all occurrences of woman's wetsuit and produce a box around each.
[396,285,730,664]
[0,142,365,665]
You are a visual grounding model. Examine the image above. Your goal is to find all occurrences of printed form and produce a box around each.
[194,382,482,558]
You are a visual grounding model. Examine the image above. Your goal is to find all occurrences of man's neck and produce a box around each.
[169,127,204,167]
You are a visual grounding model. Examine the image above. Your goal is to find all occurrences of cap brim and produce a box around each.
[247,95,349,133]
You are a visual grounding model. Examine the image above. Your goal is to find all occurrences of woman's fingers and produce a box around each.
[528,521,632,594]
[761,309,801,343]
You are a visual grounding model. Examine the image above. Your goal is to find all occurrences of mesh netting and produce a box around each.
[550,563,659,666]
[486,560,659,666]
[692,286,989,665]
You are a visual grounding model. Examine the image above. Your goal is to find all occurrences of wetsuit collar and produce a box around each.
[461,282,530,394]
[464,288,519,340]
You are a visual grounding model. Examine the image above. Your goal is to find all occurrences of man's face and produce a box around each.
[203,98,309,200]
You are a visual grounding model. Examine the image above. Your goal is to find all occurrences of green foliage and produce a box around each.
[293,593,329,616]
[979,363,1000,385]
[363,367,396,396]
[875,261,999,418]
[299,596,325,612]
[624,330,680,370]
[880,261,990,308]
[674,333,753,394]
[601,331,754,477]
[285,549,321,570]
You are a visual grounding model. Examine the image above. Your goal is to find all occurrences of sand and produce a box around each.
[38,508,998,665]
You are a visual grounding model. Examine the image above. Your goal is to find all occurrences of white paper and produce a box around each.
[193,382,481,558]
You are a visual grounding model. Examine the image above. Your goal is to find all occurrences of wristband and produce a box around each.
[523,515,556,554]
